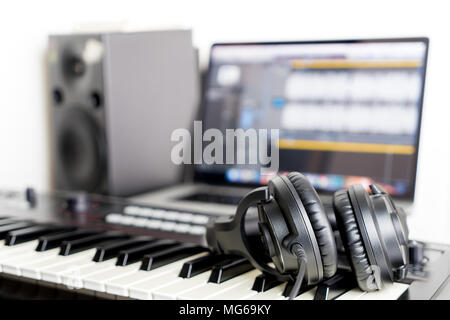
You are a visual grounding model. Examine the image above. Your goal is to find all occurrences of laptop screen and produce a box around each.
[195,38,428,199]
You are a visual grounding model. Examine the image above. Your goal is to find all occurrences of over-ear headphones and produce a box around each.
[205,172,409,299]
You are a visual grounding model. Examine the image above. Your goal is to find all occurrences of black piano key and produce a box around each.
[60,232,130,256]
[141,244,208,271]
[116,240,177,266]
[94,237,155,262]
[0,218,21,227]
[36,229,98,251]
[252,273,283,292]
[313,271,356,300]
[0,222,36,239]
[5,225,77,246]
[179,254,235,279]
[208,257,253,284]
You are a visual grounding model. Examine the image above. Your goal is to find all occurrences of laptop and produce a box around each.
[132,38,429,217]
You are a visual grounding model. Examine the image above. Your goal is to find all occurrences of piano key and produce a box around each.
[1,248,61,276]
[93,237,154,262]
[313,272,356,300]
[177,270,260,300]
[60,232,129,256]
[6,225,76,246]
[282,282,311,298]
[0,218,21,227]
[40,237,142,284]
[0,240,40,260]
[0,222,36,238]
[40,252,99,284]
[214,277,317,301]
[247,284,288,300]
[251,273,283,292]
[116,253,208,299]
[208,258,253,284]
[83,262,143,292]
[152,271,213,300]
[36,229,99,251]
[116,240,177,266]
[294,287,317,300]
[179,254,233,279]
[61,259,118,289]
[140,244,208,271]
[336,282,409,300]
[21,248,97,280]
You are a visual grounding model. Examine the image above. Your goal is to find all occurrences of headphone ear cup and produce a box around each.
[286,172,337,279]
[333,189,375,291]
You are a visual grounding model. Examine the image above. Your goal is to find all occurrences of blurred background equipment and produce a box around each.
[47,30,199,196]
[135,38,428,215]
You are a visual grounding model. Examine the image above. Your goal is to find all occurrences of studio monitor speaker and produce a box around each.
[48,30,198,196]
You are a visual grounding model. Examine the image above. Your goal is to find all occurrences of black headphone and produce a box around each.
[206,172,409,299]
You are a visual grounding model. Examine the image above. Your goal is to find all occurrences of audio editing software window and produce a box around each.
[200,40,427,197]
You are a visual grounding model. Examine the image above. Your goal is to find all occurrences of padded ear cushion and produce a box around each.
[286,172,337,279]
[333,189,374,291]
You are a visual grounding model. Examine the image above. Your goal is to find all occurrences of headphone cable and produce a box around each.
[289,243,307,300]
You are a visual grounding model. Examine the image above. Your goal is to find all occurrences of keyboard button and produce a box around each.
[116,240,177,266]
[140,244,208,271]
[173,223,191,233]
[191,215,209,225]
[6,225,76,246]
[188,225,206,235]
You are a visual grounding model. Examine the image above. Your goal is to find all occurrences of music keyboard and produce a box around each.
[0,218,410,300]
[0,191,449,300]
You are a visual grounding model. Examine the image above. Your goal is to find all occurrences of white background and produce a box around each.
[0,0,449,243]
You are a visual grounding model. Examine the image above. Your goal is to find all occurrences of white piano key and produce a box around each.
[0,240,39,258]
[83,262,142,292]
[109,253,207,298]
[207,275,260,300]
[152,272,212,300]
[40,253,98,284]
[337,282,409,300]
[294,288,317,300]
[0,241,40,271]
[61,259,117,289]
[177,270,260,300]
[247,284,286,300]
[21,249,96,280]
[1,248,60,276]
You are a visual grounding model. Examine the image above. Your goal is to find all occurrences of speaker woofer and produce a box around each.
[56,107,106,192]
